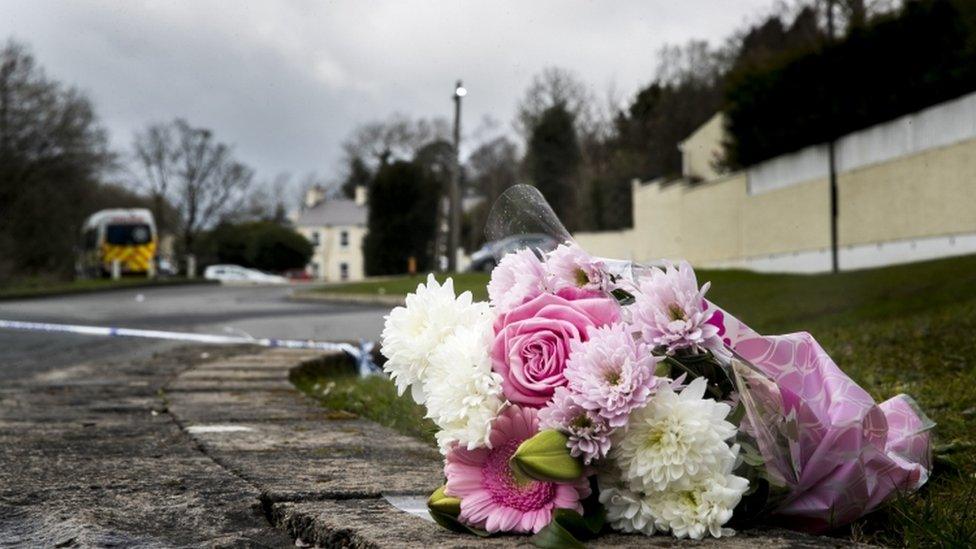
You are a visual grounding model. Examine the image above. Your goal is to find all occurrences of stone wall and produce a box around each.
[575,94,976,272]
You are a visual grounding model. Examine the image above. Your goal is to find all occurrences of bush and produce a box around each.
[725,0,976,167]
[197,221,312,273]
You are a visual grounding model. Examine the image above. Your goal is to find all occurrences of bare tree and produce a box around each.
[655,41,726,88]
[0,40,113,277]
[133,119,253,252]
[295,171,342,209]
[340,112,451,174]
[514,67,597,138]
[231,171,292,223]
[467,136,519,202]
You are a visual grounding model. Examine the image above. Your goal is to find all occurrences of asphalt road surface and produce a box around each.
[0,283,388,381]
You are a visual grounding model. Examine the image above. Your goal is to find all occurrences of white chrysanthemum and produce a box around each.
[425,320,505,453]
[646,459,749,540]
[612,377,738,492]
[598,483,659,536]
[381,274,489,403]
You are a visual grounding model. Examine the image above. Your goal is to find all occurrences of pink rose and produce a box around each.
[491,290,620,407]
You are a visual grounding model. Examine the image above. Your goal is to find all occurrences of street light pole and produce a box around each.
[448,80,465,273]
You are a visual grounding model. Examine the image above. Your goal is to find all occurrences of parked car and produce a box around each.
[155,257,178,277]
[203,264,288,284]
[467,233,560,272]
[283,268,313,281]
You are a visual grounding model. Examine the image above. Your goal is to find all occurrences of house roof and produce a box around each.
[295,199,367,227]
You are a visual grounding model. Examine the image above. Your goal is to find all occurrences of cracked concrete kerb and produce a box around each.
[1,347,850,548]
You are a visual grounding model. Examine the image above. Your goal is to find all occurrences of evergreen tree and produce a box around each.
[526,103,581,231]
[363,160,439,275]
[340,156,372,199]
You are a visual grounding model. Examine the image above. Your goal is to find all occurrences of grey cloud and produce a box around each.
[0,0,772,182]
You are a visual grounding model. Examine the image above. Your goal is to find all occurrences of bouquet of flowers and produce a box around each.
[380,185,933,545]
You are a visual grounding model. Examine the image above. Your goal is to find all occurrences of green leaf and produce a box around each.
[578,482,607,535]
[582,503,606,534]
[610,288,635,306]
[427,485,461,515]
[428,509,490,537]
[663,355,729,400]
[531,502,606,549]
[728,401,746,426]
[510,429,584,483]
[426,484,488,537]
[531,516,587,549]
[552,509,599,538]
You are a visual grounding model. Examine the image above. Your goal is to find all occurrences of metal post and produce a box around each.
[111,260,121,280]
[828,142,839,273]
[827,0,839,273]
[448,80,464,273]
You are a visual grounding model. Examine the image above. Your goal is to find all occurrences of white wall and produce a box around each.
[747,89,976,195]
[575,90,976,274]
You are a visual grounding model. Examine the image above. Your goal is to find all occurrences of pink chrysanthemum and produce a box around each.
[487,248,547,312]
[632,261,723,355]
[545,243,611,294]
[539,387,612,464]
[444,405,591,533]
[564,324,664,428]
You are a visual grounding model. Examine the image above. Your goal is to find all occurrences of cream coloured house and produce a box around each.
[295,186,367,282]
[677,112,727,182]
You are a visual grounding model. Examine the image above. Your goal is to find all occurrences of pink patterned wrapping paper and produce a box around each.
[704,302,934,532]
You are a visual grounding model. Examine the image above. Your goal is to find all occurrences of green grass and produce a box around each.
[0,276,206,300]
[297,254,976,547]
[291,361,437,443]
[316,272,491,301]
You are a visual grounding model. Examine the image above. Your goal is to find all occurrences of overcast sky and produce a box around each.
[1,0,773,187]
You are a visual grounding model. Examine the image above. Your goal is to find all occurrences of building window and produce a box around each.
[311,231,320,246]
[339,230,349,248]
[340,262,349,281]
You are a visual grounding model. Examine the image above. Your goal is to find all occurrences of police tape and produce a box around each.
[0,319,380,377]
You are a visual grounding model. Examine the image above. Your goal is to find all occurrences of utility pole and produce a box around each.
[448,80,466,272]
[827,0,840,273]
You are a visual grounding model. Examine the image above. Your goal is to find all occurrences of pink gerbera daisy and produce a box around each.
[444,405,591,534]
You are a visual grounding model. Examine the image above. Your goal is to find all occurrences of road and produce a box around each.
[0,283,388,381]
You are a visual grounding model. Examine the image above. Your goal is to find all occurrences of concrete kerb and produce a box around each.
[164,348,847,548]
[289,290,406,307]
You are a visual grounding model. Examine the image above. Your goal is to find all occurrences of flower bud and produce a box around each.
[510,429,584,483]
[427,485,461,516]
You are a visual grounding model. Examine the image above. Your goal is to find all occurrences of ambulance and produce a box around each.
[78,209,158,277]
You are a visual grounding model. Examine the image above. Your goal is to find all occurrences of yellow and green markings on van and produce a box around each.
[100,242,157,272]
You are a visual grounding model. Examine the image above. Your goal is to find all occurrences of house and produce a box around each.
[294,186,367,282]
[676,113,727,182]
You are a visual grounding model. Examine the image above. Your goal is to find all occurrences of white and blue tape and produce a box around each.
[0,319,380,377]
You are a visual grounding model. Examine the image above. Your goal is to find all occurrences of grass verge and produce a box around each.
[290,353,436,443]
[314,272,491,301]
[297,254,976,547]
[0,277,210,300]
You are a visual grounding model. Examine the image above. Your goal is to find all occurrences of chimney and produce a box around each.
[304,186,326,209]
[354,185,368,207]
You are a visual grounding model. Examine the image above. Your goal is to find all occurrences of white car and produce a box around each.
[203,264,288,285]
